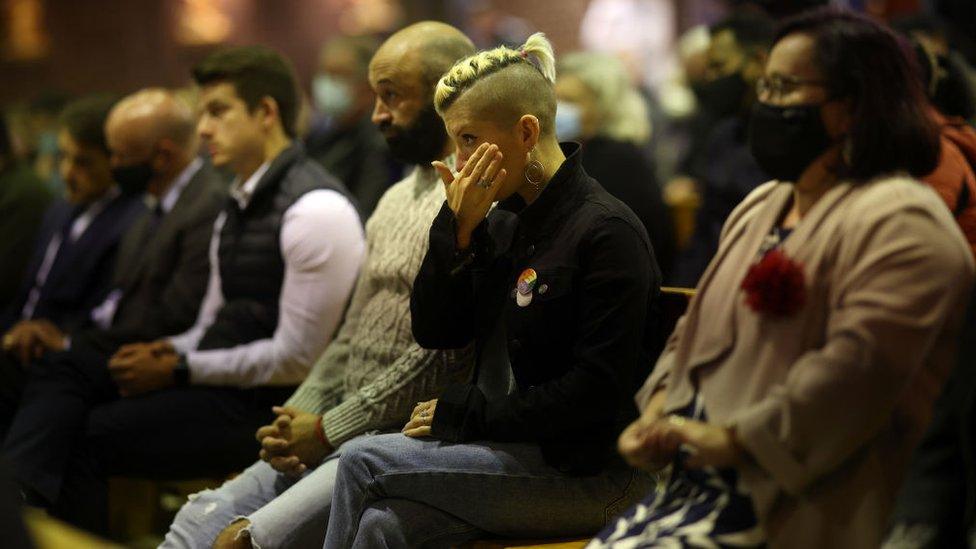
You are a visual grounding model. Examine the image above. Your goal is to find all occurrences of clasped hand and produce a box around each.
[401,399,437,438]
[619,412,744,471]
[107,340,178,397]
[256,406,332,477]
[2,319,67,364]
[432,143,507,250]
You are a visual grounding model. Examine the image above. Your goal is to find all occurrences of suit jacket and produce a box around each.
[306,114,399,218]
[0,163,52,307]
[2,192,145,333]
[76,162,227,352]
[638,176,975,548]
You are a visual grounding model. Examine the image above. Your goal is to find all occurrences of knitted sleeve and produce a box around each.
[318,343,474,446]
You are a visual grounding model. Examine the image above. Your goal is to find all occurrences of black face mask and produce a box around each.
[381,103,448,165]
[111,161,154,195]
[697,72,749,118]
[747,101,832,182]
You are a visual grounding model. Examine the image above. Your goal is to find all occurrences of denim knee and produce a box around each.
[335,433,390,475]
[354,499,479,549]
[163,487,240,549]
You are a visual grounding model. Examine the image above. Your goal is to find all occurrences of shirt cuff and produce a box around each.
[430,383,486,442]
[183,351,207,385]
[320,396,372,447]
[168,334,192,355]
[431,202,490,274]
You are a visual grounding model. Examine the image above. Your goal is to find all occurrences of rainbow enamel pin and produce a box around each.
[516,268,538,307]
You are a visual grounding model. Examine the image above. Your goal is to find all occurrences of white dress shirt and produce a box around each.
[168,160,366,387]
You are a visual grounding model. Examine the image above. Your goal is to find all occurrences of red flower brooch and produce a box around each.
[740,249,806,316]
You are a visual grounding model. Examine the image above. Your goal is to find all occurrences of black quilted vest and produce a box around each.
[198,143,353,350]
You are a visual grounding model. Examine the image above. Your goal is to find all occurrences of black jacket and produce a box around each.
[579,137,675,282]
[75,161,227,352]
[306,115,400,218]
[413,143,661,475]
[0,163,52,308]
[887,291,976,546]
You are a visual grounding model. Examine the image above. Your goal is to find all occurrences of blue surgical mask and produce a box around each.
[313,74,353,119]
[555,101,583,142]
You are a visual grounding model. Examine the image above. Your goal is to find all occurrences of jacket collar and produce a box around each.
[234,142,304,211]
[682,180,856,371]
[497,142,584,237]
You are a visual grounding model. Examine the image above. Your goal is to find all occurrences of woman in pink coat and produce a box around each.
[590,8,976,549]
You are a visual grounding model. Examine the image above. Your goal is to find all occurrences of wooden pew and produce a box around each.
[25,508,122,548]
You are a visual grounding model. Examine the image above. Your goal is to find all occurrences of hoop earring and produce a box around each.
[524,152,545,190]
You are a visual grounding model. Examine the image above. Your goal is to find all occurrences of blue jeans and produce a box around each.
[323,433,652,549]
[160,437,361,549]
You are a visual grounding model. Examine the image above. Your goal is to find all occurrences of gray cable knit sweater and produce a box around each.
[285,165,473,446]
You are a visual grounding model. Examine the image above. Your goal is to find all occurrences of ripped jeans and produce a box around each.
[160,437,359,549]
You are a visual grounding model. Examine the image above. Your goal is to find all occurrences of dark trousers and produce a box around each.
[0,341,293,534]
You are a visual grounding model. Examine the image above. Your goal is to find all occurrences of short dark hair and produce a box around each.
[730,0,827,20]
[775,7,940,180]
[58,94,118,155]
[895,17,976,121]
[192,45,300,137]
[711,10,776,52]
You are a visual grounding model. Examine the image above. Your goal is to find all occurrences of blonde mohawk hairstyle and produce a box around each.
[434,33,557,128]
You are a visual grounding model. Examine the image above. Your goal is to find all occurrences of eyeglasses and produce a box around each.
[756,75,827,99]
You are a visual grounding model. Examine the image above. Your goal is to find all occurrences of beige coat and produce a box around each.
[639,176,975,548]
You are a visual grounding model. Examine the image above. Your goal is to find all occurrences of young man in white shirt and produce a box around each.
[162,22,477,549]
[1,46,365,534]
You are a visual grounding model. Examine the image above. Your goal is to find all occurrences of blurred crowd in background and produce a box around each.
[3,0,974,290]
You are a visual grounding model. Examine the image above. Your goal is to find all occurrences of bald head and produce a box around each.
[106,88,197,160]
[373,21,475,90]
[105,88,199,196]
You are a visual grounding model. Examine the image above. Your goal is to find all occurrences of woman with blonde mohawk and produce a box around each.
[323,33,662,548]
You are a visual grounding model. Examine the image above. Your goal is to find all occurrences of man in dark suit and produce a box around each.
[0,95,145,339]
[2,89,225,359]
[2,49,363,534]
[0,88,225,435]
[0,115,53,308]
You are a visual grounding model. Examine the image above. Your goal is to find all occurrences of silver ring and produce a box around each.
[667,415,686,426]
[476,177,492,189]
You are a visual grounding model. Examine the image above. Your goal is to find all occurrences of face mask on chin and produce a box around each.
[381,103,449,165]
[747,101,833,182]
